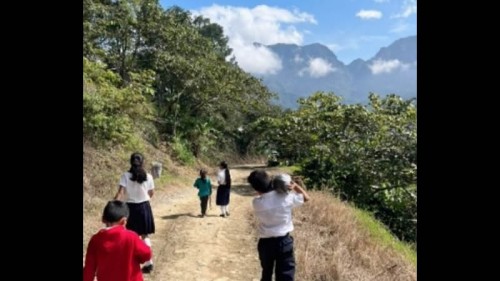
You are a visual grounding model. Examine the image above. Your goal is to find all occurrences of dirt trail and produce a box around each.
[144,165,272,281]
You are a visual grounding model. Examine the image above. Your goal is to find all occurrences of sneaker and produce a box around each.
[220,214,226,217]
[225,212,230,216]
[142,264,153,274]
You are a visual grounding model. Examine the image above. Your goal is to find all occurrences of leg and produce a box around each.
[258,238,276,281]
[141,234,154,273]
[275,235,295,281]
[200,196,209,215]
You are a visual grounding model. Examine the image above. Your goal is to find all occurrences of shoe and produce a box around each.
[225,212,230,216]
[220,214,226,217]
[142,264,153,274]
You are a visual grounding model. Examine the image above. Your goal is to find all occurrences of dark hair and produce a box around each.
[102,200,129,223]
[220,161,231,188]
[247,170,273,193]
[129,152,147,183]
[200,169,207,182]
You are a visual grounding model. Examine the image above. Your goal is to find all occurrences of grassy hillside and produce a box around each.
[289,191,416,280]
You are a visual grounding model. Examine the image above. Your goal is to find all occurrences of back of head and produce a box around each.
[248,169,272,193]
[219,161,228,170]
[200,169,207,181]
[102,200,129,223]
[129,152,147,183]
[272,174,292,194]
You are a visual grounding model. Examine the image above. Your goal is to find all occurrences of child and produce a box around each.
[247,170,311,281]
[114,152,156,273]
[83,200,152,281]
[193,169,212,217]
[216,161,232,217]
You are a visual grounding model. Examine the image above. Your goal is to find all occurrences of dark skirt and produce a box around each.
[216,184,230,205]
[126,201,155,235]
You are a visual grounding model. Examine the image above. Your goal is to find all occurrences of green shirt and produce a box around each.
[193,177,212,197]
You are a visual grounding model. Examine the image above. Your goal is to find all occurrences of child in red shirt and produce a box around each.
[83,200,152,281]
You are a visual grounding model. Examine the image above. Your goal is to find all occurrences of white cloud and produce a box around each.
[369,59,410,74]
[294,54,304,63]
[232,39,282,75]
[393,0,417,18]
[192,5,316,74]
[356,10,383,20]
[299,58,335,78]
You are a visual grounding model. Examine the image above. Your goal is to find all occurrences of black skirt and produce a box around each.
[216,184,230,205]
[126,201,155,235]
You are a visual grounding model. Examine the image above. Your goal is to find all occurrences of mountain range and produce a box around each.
[254,35,416,108]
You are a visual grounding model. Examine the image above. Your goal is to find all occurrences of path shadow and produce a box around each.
[230,184,258,197]
[231,164,267,170]
[161,213,198,220]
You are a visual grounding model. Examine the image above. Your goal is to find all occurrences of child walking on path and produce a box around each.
[114,152,156,273]
[247,171,311,281]
[193,169,213,217]
[216,161,232,217]
[83,200,152,281]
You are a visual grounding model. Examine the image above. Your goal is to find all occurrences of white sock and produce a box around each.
[143,238,153,265]
[220,206,225,214]
[225,205,229,213]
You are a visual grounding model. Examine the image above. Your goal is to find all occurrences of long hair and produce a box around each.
[128,152,147,183]
[220,161,231,188]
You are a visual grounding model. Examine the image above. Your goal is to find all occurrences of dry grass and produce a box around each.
[291,191,416,281]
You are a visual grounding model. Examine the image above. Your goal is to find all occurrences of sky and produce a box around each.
[159,0,416,75]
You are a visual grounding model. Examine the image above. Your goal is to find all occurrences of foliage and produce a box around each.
[254,92,417,242]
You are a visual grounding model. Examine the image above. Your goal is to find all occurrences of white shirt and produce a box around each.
[217,169,227,185]
[252,190,304,238]
[119,172,155,203]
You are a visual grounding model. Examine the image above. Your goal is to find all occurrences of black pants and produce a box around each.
[257,234,295,281]
[200,196,209,215]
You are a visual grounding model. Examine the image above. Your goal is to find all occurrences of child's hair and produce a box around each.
[129,152,147,183]
[200,169,208,182]
[102,200,129,223]
[272,174,292,194]
[248,169,273,193]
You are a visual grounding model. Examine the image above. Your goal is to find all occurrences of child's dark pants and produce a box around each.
[200,195,209,215]
[257,233,295,281]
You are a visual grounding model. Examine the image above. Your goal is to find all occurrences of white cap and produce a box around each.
[275,174,292,185]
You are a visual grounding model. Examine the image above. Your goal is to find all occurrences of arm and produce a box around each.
[114,186,125,201]
[290,182,310,202]
[147,174,155,199]
[83,237,97,281]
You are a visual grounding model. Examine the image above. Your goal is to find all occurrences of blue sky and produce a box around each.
[159,0,416,74]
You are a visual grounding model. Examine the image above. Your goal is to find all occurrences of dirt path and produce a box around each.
[144,165,273,281]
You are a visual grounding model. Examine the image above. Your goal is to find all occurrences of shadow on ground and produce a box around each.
[230,184,258,197]
[161,213,198,220]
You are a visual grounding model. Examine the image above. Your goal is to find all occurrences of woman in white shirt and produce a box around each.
[215,161,232,217]
[114,152,155,273]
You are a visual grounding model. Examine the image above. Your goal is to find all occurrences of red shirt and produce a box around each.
[83,225,152,281]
